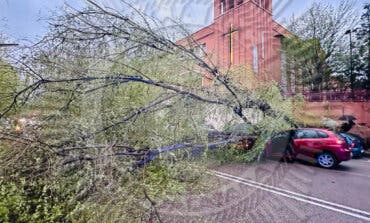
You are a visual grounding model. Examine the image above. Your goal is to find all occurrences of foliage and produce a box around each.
[328,3,370,90]
[0,1,302,222]
[65,158,210,223]
[282,37,330,90]
[0,139,74,223]
[0,61,20,116]
[286,0,361,90]
[355,3,370,89]
[0,134,211,222]
[206,146,252,164]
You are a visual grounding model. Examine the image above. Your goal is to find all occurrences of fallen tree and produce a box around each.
[0,1,301,222]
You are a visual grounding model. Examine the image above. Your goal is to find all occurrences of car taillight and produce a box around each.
[336,139,345,144]
[344,147,351,152]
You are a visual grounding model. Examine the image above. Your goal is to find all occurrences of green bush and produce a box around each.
[0,180,74,223]
[205,146,252,164]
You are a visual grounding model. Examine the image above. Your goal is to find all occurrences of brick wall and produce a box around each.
[180,0,287,86]
[305,102,370,125]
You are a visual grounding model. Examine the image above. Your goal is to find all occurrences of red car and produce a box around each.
[265,128,351,168]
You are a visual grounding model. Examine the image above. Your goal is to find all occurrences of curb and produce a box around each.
[364,151,370,158]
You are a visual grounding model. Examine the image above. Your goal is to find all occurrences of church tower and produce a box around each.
[178,0,291,87]
[214,0,272,19]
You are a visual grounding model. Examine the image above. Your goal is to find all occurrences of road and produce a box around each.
[160,156,370,222]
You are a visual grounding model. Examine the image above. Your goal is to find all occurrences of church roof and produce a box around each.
[272,20,293,37]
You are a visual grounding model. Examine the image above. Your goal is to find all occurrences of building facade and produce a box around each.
[179,0,292,89]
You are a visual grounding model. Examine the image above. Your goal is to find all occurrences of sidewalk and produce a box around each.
[364,150,370,158]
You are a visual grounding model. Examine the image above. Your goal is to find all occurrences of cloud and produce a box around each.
[3,0,365,41]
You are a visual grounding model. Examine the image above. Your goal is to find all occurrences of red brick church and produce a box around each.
[179,0,292,89]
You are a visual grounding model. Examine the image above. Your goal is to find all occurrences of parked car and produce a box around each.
[339,133,365,158]
[265,128,351,169]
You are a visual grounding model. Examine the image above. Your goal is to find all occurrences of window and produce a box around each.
[257,0,267,8]
[260,0,266,7]
[281,47,287,93]
[253,45,258,73]
[316,131,329,138]
[295,130,304,139]
[272,131,289,140]
[229,0,234,9]
[200,43,206,51]
[261,32,265,59]
[296,130,318,139]
[194,43,206,57]
[221,0,225,14]
[264,0,270,10]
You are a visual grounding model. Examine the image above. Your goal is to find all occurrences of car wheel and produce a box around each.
[317,152,337,169]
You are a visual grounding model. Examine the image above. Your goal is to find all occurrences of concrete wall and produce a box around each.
[305,102,370,125]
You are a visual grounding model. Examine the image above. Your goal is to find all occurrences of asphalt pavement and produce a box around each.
[160,156,370,222]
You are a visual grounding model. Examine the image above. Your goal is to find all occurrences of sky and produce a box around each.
[0,0,368,42]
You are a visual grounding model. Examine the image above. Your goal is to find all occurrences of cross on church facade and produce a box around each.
[177,0,288,88]
[223,24,239,66]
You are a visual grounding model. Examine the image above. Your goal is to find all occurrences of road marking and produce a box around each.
[211,170,370,221]
[213,170,370,216]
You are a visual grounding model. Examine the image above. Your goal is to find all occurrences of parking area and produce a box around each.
[160,156,370,222]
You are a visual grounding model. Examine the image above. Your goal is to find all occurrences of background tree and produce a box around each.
[0,60,19,116]
[286,0,360,91]
[283,37,328,91]
[355,3,370,89]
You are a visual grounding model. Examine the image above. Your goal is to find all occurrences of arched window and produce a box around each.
[221,0,225,14]
[257,0,270,10]
[253,45,258,73]
[229,0,234,9]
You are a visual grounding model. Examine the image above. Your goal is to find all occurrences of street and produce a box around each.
[160,157,370,222]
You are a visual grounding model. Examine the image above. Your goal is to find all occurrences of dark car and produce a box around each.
[339,133,365,158]
[265,128,351,168]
